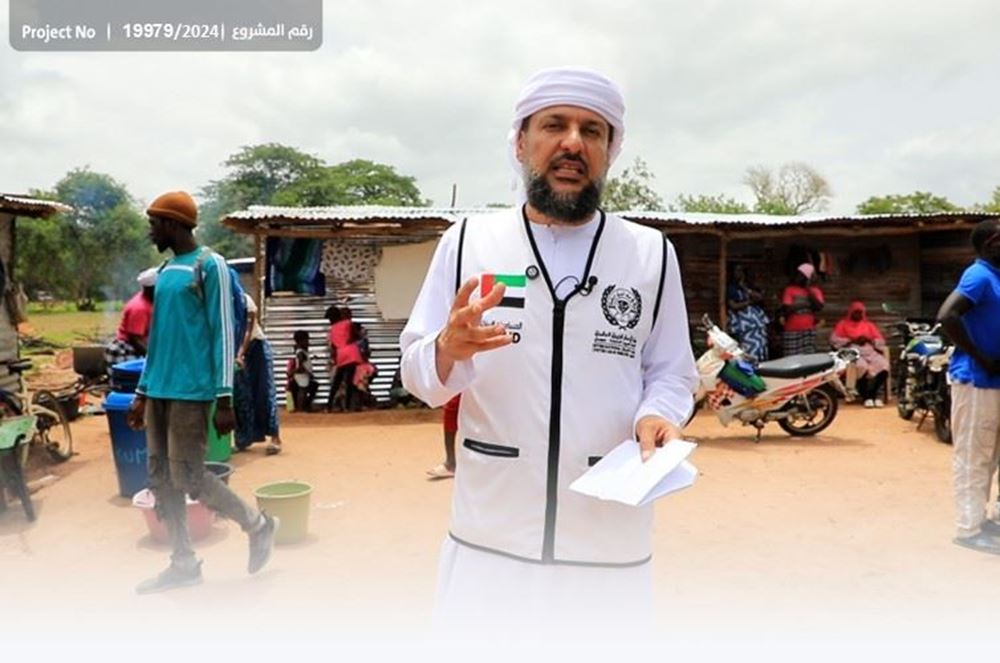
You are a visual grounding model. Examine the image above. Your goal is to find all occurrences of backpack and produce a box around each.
[226,267,248,352]
[159,248,247,355]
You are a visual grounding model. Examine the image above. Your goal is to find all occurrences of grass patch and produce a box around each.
[22,310,118,349]
[27,301,122,315]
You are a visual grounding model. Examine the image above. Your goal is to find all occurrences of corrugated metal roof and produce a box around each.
[225,205,492,223]
[619,210,1000,228]
[221,205,497,243]
[222,205,1000,237]
[0,193,72,218]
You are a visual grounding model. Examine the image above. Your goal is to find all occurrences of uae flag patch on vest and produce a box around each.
[481,273,526,309]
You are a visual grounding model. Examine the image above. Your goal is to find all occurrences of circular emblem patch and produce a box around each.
[601,285,642,329]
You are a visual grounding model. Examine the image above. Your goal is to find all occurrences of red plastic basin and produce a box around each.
[131,488,214,543]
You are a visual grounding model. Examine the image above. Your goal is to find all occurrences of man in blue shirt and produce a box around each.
[127,190,278,593]
[938,218,1000,555]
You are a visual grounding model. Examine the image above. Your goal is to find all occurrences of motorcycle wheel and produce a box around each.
[897,402,915,420]
[933,403,952,445]
[777,387,839,437]
[895,365,915,420]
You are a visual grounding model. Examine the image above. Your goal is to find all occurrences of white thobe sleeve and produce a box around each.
[634,239,699,430]
[399,224,477,408]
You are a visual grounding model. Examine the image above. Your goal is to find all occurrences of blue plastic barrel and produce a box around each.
[103,391,148,497]
[110,358,145,394]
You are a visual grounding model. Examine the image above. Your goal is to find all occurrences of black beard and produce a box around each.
[525,169,602,224]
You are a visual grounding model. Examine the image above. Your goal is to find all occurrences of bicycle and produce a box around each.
[0,359,73,462]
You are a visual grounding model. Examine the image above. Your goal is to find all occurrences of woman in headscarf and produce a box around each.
[780,262,825,356]
[727,264,770,362]
[831,301,890,408]
[104,267,157,369]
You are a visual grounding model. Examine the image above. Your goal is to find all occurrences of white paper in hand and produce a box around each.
[569,439,698,507]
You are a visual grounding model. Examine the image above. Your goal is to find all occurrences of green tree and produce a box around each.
[86,200,158,302]
[198,143,429,258]
[199,145,430,256]
[272,159,429,207]
[216,142,323,203]
[973,186,1000,213]
[199,143,324,257]
[53,168,130,219]
[744,162,831,215]
[17,168,155,308]
[14,213,67,300]
[601,157,665,212]
[856,191,961,214]
[674,193,751,214]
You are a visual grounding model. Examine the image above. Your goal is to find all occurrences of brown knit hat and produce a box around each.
[146,191,198,227]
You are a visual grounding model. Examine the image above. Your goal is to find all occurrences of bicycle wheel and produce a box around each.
[32,390,74,462]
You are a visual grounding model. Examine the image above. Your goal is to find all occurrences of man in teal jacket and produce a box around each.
[127,190,278,593]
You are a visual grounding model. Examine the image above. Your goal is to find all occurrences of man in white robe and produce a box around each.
[400,66,699,635]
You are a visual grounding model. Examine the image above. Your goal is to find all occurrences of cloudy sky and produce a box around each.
[2,0,999,213]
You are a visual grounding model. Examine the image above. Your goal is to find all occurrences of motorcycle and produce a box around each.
[893,319,953,444]
[694,315,858,441]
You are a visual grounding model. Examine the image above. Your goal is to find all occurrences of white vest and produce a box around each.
[451,208,670,566]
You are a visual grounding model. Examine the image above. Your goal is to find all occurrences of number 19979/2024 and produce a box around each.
[122,23,224,41]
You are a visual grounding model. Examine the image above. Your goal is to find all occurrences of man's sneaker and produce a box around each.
[135,561,203,594]
[248,513,280,574]
[953,531,1000,555]
[874,398,885,408]
[863,399,875,408]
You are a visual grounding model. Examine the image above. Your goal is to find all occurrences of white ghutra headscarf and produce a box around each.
[507,66,626,201]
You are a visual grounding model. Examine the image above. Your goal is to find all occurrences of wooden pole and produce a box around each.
[718,235,728,327]
[253,233,264,312]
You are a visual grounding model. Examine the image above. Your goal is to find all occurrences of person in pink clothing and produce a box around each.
[325,306,363,411]
[831,301,891,407]
[104,267,157,368]
[780,262,825,356]
[351,360,378,406]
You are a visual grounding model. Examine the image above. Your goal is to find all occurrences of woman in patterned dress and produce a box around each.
[726,264,770,362]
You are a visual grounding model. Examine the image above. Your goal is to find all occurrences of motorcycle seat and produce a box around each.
[754,353,835,379]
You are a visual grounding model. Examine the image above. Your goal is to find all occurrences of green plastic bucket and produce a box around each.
[205,400,232,462]
[253,481,313,544]
[0,416,36,469]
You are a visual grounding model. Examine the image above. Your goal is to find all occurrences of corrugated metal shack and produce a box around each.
[628,211,999,350]
[0,193,73,393]
[223,205,1000,404]
[222,206,477,405]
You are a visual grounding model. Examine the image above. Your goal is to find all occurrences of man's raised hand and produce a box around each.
[435,276,513,383]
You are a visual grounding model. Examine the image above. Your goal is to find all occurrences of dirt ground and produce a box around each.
[3,402,1000,654]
